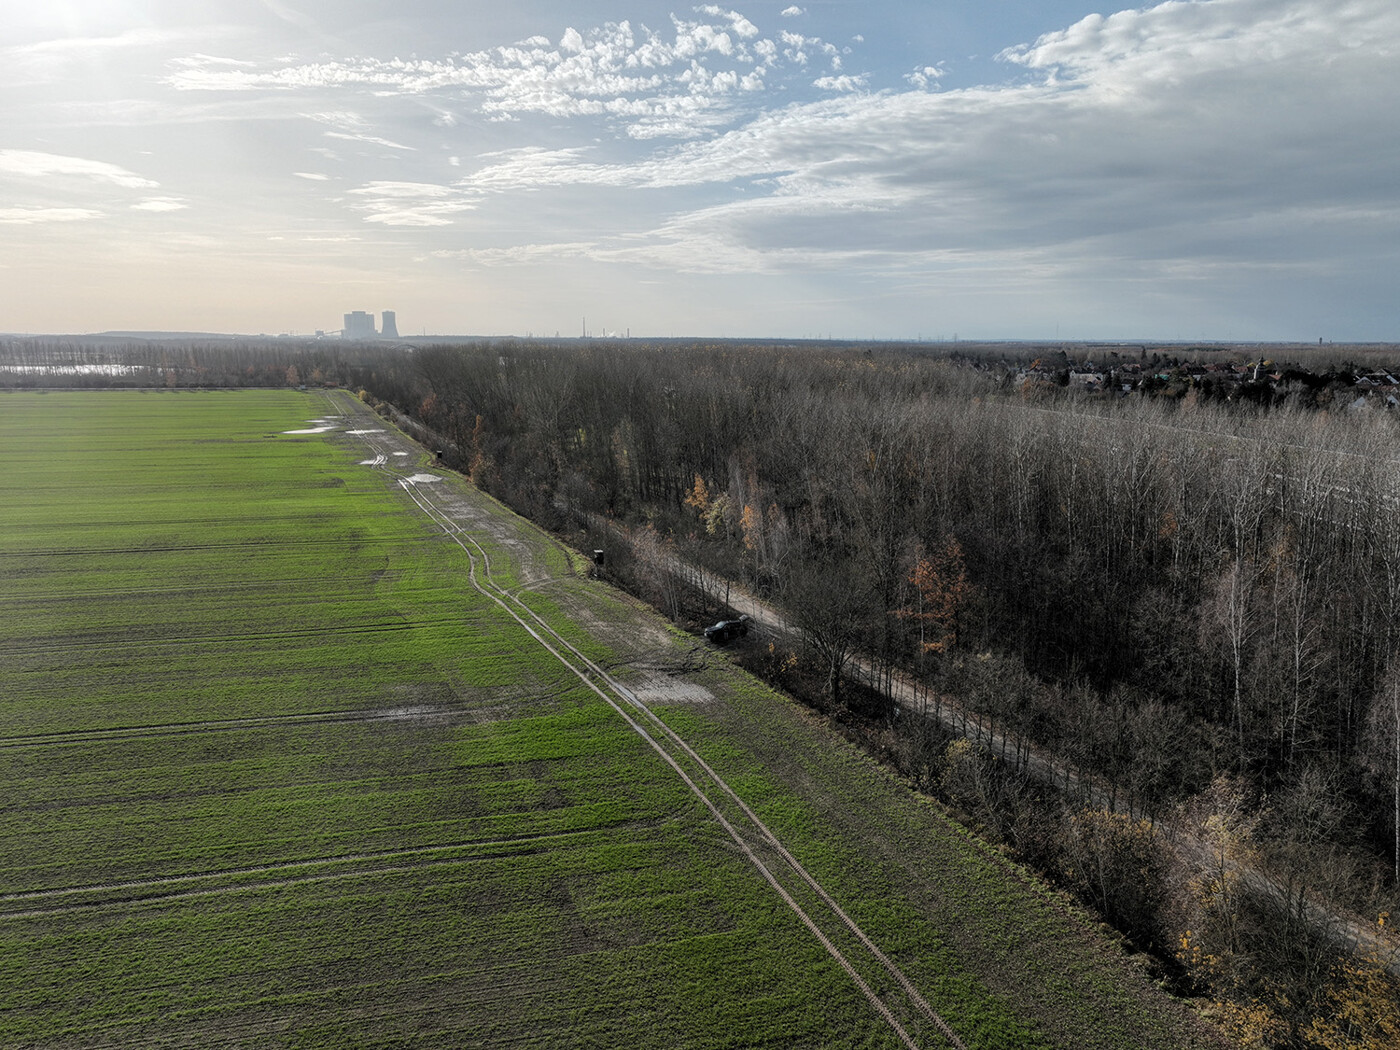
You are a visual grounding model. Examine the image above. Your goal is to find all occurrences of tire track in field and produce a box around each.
[0,580,317,602]
[367,428,966,1050]
[0,827,618,921]
[0,613,486,660]
[0,537,363,558]
[0,700,534,750]
[504,589,969,1050]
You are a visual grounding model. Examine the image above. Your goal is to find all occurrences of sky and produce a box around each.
[0,0,1396,341]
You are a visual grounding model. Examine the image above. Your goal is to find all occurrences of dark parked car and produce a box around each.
[703,615,750,643]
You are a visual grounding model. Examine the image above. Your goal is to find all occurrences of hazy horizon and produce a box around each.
[2,0,1397,342]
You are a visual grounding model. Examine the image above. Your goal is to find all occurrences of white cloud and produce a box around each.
[0,207,101,224]
[781,6,806,16]
[904,65,945,90]
[459,148,597,191]
[431,242,597,266]
[778,30,838,67]
[165,15,838,139]
[349,181,455,199]
[0,28,209,85]
[813,74,866,92]
[0,150,157,188]
[349,180,476,226]
[185,53,257,67]
[7,27,193,56]
[696,6,761,39]
[324,131,416,151]
[294,172,330,180]
[363,209,463,227]
[303,111,367,132]
[1000,0,1396,91]
[131,197,188,212]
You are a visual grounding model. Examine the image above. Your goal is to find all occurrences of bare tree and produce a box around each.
[783,551,874,710]
[1203,558,1259,762]
[1365,661,1400,885]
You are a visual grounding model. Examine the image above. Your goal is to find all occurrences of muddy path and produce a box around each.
[327,391,969,1049]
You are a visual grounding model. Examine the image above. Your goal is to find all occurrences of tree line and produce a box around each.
[0,336,402,393]
[393,341,1394,825]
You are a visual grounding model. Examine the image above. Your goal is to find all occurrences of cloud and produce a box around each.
[348,180,477,226]
[165,14,843,139]
[778,30,839,68]
[437,0,1400,293]
[0,207,101,224]
[6,27,193,56]
[302,110,366,130]
[350,181,456,198]
[185,53,257,67]
[323,130,416,150]
[431,242,597,267]
[904,65,944,90]
[363,208,469,227]
[781,6,806,16]
[0,27,209,85]
[0,150,157,188]
[294,171,330,180]
[460,147,595,191]
[813,74,866,92]
[131,197,188,212]
[695,6,761,39]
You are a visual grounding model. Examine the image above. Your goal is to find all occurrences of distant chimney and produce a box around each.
[381,310,399,339]
[343,311,376,339]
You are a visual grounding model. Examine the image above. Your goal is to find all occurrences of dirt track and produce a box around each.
[342,395,969,1050]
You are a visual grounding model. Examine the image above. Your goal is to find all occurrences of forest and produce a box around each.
[399,340,1400,1049]
[8,335,1400,1047]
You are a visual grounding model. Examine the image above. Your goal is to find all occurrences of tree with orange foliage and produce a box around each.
[684,473,710,515]
[468,413,487,483]
[740,503,760,552]
[896,535,971,656]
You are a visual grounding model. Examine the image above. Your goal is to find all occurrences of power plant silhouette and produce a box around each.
[342,310,399,339]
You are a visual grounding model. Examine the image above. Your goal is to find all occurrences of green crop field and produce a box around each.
[0,389,1220,1049]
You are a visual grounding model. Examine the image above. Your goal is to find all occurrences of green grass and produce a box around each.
[0,391,903,1048]
[0,389,1218,1049]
